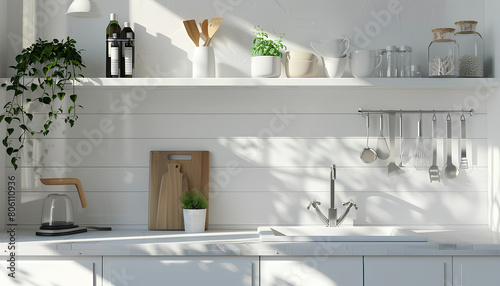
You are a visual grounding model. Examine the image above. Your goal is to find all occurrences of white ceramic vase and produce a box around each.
[193,47,215,78]
[183,209,206,233]
[251,56,281,78]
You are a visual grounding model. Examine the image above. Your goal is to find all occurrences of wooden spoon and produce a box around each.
[183,19,200,47]
[201,19,209,46]
[206,18,224,46]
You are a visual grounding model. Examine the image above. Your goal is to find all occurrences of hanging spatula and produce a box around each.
[183,19,200,47]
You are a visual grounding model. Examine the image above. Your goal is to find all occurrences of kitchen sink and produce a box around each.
[258,226,427,242]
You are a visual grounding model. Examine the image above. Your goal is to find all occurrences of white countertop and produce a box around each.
[2,228,500,257]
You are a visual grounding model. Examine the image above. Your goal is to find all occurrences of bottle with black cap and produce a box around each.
[106,13,121,77]
[120,22,135,78]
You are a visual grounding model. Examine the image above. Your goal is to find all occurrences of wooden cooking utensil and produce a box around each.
[183,19,200,47]
[201,19,209,46]
[40,178,87,208]
[206,17,224,46]
[156,163,188,229]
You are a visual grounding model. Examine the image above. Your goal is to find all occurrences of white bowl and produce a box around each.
[286,50,318,62]
[286,61,318,78]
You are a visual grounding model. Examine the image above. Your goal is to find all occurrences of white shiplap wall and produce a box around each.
[8,87,488,229]
[0,0,494,230]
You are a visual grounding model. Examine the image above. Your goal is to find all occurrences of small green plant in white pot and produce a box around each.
[251,26,287,78]
[180,189,208,232]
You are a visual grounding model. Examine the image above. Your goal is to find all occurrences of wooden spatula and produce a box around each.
[183,19,200,47]
[201,19,209,46]
[206,18,224,46]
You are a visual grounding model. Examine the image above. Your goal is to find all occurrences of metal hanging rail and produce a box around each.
[357,108,474,116]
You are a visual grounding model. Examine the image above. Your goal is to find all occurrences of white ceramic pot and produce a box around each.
[193,46,215,78]
[251,56,281,78]
[183,209,206,233]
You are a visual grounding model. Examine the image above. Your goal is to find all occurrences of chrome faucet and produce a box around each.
[307,164,358,227]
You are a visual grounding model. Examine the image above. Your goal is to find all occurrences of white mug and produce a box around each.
[348,50,382,78]
[323,56,347,78]
[310,37,350,58]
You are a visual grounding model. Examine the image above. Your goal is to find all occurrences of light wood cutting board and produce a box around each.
[149,151,209,230]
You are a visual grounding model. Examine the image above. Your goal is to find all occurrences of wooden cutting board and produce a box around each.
[149,151,209,230]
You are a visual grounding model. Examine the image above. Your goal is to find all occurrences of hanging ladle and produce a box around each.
[360,114,378,163]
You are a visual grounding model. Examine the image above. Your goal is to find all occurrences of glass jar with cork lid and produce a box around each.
[428,28,459,77]
[455,20,483,77]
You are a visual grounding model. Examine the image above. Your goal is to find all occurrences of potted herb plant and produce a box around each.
[180,189,208,232]
[251,26,287,78]
[1,37,85,169]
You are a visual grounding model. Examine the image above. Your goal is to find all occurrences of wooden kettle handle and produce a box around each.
[40,178,87,208]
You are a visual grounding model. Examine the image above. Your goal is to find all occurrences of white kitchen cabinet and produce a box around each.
[260,256,363,286]
[364,256,452,286]
[103,256,258,286]
[0,256,102,286]
[453,256,500,286]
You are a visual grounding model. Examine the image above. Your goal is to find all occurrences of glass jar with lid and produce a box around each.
[385,45,398,78]
[428,28,459,77]
[397,45,412,77]
[455,20,483,77]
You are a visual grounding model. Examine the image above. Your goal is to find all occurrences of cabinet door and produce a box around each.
[364,256,452,286]
[453,256,500,286]
[260,256,363,286]
[0,256,102,286]
[103,256,258,286]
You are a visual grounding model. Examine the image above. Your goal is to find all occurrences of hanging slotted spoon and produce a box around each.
[376,113,390,160]
[429,114,440,182]
[360,114,378,164]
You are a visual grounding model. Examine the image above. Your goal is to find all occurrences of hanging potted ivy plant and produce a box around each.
[251,25,287,78]
[1,37,85,169]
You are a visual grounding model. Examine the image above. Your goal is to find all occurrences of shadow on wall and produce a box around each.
[133,23,189,77]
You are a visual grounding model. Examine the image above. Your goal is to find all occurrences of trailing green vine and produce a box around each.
[1,37,85,169]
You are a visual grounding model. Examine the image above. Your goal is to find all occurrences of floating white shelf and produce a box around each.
[2,77,499,89]
[73,77,500,89]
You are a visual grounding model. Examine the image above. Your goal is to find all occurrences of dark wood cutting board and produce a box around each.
[149,151,209,230]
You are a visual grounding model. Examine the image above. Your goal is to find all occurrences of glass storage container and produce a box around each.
[397,45,412,77]
[385,45,397,78]
[377,49,387,77]
[428,28,459,77]
[455,20,483,77]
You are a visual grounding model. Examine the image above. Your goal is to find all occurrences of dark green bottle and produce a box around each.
[120,22,135,78]
[106,13,121,77]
